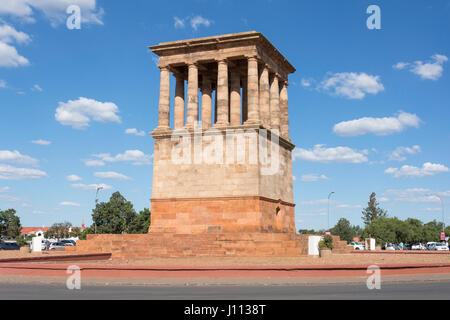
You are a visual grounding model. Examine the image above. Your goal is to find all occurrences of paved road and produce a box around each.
[1,281,450,300]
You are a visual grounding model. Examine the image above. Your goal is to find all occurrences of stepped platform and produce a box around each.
[71,233,352,260]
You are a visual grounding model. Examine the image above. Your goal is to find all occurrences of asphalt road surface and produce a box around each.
[1,281,450,300]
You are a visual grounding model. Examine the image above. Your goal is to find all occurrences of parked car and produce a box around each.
[60,239,76,246]
[348,241,365,250]
[48,241,73,251]
[0,241,20,250]
[385,243,399,250]
[426,242,437,250]
[403,244,412,250]
[429,242,449,251]
[412,243,427,250]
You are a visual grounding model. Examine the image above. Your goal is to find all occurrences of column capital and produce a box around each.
[158,65,170,71]
[215,58,228,64]
[246,55,259,62]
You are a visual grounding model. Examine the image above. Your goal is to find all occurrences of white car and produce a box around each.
[348,242,365,250]
[426,242,437,250]
[385,244,396,250]
[411,243,427,250]
[430,242,449,251]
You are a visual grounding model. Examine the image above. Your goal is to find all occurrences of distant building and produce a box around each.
[21,223,87,237]
[20,227,49,237]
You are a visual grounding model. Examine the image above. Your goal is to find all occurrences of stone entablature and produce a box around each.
[149,31,295,142]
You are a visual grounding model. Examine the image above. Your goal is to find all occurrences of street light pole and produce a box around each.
[94,186,103,234]
[435,194,445,233]
[427,193,445,233]
[328,191,335,231]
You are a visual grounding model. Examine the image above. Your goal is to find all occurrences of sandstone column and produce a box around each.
[269,73,280,131]
[245,57,260,125]
[156,66,171,130]
[201,75,212,129]
[242,77,248,123]
[280,81,290,139]
[174,75,185,130]
[214,88,218,124]
[215,59,229,126]
[186,63,199,127]
[230,70,241,126]
[259,65,270,128]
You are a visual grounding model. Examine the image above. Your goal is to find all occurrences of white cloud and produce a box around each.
[300,78,312,87]
[174,15,212,31]
[0,150,38,165]
[300,174,329,182]
[293,144,368,163]
[0,79,6,88]
[300,199,330,206]
[393,62,409,70]
[0,24,30,44]
[0,194,22,202]
[0,186,10,192]
[60,201,80,207]
[71,183,111,191]
[394,54,448,80]
[32,210,45,214]
[385,162,449,178]
[174,16,185,29]
[125,128,146,136]
[31,84,42,92]
[84,159,105,167]
[94,171,132,181]
[0,164,47,180]
[31,139,51,146]
[389,145,421,161]
[320,72,384,99]
[333,111,421,137]
[0,0,104,26]
[93,150,152,165]
[190,15,212,30]
[336,204,362,209]
[55,97,121,129]
[385,188,450,203]
[66,174,82,182]
[0,41,29,67]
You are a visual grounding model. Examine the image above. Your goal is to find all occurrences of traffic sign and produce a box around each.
[441,232,446,240]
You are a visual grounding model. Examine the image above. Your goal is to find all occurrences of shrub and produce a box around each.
[319,234,334,249]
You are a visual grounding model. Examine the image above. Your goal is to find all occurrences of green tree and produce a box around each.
[70,227,81,237]
[0,208,22,239]
[128,208,151,234]
[361,192,387,226]
[361,217,398,245]
[78,227,93,240]
[330,218,356,243]
[298,229,320,235]
[45,221,72,239]
[91,191,137,234]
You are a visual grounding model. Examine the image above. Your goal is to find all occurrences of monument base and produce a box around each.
[73,233,352,260]
[149,196,296,234]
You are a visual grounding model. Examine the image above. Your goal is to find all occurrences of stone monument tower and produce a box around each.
[149,31,296,235]
[73,32,352,259]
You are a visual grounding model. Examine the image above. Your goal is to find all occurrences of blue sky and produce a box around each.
[0,0,449,231]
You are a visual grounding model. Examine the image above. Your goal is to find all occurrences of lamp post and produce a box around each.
[327,191,335,231]
[94,186,103,234]
[427,193,445,233]
[435,194,445,233]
